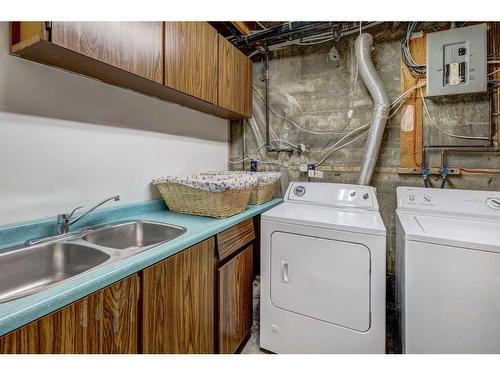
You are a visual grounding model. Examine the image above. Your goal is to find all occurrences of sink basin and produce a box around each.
[82,220,186,250]
[0,220,185,303]
[0,242,110,303]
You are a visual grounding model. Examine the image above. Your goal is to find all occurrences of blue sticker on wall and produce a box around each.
[250,160,258,172]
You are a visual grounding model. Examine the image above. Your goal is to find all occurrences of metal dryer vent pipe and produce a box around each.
[355,33,390,186]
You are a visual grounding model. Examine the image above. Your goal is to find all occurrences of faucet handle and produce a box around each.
[66,205,84,219]
[56,206,82,235]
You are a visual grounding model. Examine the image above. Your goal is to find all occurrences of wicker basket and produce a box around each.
[249,182,277,205]
[201,171,281,205]
[152,174,257,218]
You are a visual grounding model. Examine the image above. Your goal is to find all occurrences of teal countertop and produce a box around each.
[0,198,282,336]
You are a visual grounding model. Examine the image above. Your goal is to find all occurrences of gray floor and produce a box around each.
[241,277,266,354]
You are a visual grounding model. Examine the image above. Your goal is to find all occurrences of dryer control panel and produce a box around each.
[397,186,500,217]
[285,182,379,211]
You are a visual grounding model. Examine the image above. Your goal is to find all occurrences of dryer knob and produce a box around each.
[294,185,306,197]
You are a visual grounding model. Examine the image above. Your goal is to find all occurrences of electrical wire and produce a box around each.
[316,129,370,166]
[314,81,425,154]
[419,86,489,141]
[253,85,355,135]
[296,36,336,46]
[312,82,425,164]
[401,22,426,77]
[487,68,500,77]
[311,123,370,154]
[241,80,425,169]
[234,60,426,170]
[228,154,293,169]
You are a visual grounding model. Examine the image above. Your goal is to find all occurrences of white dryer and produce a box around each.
[396,186,500,353]
[260,182,386,353]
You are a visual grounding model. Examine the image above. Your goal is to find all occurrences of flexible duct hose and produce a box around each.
[355,33,390,186]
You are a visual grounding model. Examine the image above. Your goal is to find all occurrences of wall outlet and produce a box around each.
[250,160,257,172]
[308,170,324,178]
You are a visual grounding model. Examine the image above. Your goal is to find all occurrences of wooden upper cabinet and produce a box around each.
[10,22,252,120]
[218,34,253,117]
[50,22,163,83]
[165,22,218,104]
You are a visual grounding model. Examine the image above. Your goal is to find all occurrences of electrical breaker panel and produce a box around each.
[426,23,487,97]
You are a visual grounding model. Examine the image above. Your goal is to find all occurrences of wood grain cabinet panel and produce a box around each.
[216,218,255,261]
[218,34,253,117]
[165,22,218,104]
[0,274,140,354]
[218,245,253,354]
[0,320,40,354]
[50,22,163,83]
[10,22,252,120]
[142,238,216,353]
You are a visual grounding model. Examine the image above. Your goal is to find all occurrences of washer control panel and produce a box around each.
[397,186,500,216]
[286,182,378,210]
[486,197,500,210]
[293,185,306,197]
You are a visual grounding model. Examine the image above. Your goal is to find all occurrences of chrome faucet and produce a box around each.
[56,195,120,234]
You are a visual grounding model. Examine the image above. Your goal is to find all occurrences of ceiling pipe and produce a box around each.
[263,50,274,152]
[232,22,323,47]
[355,33,390,186]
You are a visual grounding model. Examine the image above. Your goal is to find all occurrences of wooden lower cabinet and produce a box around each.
[0,274,140,354]
[142,238,216,353]
[216,218,255,261]
[218,245,254,354]
[0,221,257,355]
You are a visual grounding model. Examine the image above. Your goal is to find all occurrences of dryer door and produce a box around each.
[270,231,371,332]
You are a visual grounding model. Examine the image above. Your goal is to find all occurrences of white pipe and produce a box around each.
[355,33,390,186]
[247,97,266,157]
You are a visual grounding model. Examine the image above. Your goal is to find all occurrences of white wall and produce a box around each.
[0,22,228,225]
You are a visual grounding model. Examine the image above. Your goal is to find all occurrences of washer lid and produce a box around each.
[397,212,500,253]
[262,202,386,236]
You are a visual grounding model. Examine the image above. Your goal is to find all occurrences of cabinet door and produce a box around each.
[50,22,163,83]
[100,275,140,353]
[142,238,216,353]
[165,22,218,104]
[0,320,40,354]
[218,35,253,117]
[218,245,254,353]
[0,274,140,354]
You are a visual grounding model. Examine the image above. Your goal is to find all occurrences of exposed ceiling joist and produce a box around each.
[231,22,252,35]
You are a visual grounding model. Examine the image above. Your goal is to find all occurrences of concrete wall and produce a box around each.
[229,24,500,352]
[0,22,228,225]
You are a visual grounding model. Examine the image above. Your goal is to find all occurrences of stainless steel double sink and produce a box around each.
[0,221,186,303]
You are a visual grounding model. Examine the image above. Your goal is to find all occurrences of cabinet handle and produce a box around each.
[281,259,289,283]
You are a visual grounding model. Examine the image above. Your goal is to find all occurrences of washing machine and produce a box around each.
[260,182,386,353]
[396,186,500,353]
